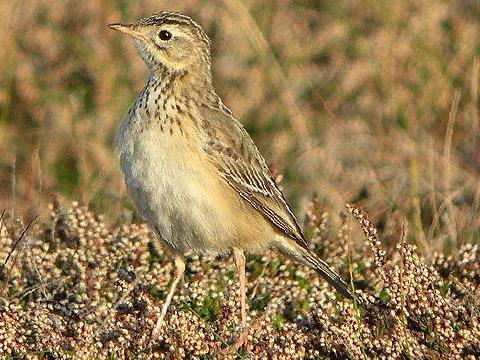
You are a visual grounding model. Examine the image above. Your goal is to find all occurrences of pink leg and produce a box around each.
[152,255,185,338]
[233,248,248,347]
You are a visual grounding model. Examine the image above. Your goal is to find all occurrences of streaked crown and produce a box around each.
[109,11,212,75]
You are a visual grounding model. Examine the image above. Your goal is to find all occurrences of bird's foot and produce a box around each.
[151,314,166,339]
[231,329,248,350]
[220,326,249,355]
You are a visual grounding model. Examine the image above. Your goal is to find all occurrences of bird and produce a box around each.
[108,11,356,347]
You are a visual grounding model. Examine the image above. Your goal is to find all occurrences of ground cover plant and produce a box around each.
[0,198,478,359]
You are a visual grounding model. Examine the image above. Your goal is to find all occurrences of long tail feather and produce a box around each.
[302,250,355,300]
[273,238,357,301]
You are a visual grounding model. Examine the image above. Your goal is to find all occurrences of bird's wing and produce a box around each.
[199,105,308,248]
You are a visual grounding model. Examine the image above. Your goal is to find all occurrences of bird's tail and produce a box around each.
[302,249,355,300]
[274,238,355,301]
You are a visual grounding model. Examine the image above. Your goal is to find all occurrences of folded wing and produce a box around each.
[199,105,308,248]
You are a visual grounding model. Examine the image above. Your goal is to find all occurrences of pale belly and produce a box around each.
[119,124,272,255]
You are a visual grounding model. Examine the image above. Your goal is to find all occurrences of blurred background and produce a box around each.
[0,0,478,254]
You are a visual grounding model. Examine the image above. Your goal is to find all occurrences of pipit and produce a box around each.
[109,11,356,346]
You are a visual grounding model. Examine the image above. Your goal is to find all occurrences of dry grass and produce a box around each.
[0,0,479,358]
[1,0,479,251]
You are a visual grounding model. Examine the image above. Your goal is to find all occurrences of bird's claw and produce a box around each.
[151,317,166,339]
[220,327,248,355]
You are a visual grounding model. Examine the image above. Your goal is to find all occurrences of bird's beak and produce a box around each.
[107,23,145,41]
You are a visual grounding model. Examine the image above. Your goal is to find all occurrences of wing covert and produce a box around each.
[199,105,307,248]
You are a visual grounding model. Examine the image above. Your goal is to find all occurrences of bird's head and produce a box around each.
[108,12,212,75]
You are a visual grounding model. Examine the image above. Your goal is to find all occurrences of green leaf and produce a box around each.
[379,288,391,304]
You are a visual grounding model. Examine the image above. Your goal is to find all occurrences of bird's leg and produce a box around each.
[152,255,185,337]
[233,247,248,347]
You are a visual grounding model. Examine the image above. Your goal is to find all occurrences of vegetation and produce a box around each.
[0,200,478,358]
[0,0,479,358]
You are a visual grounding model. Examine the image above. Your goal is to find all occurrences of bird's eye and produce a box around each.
[159,30,172,41]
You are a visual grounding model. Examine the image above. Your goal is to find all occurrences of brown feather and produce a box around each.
[200,104,308,249]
